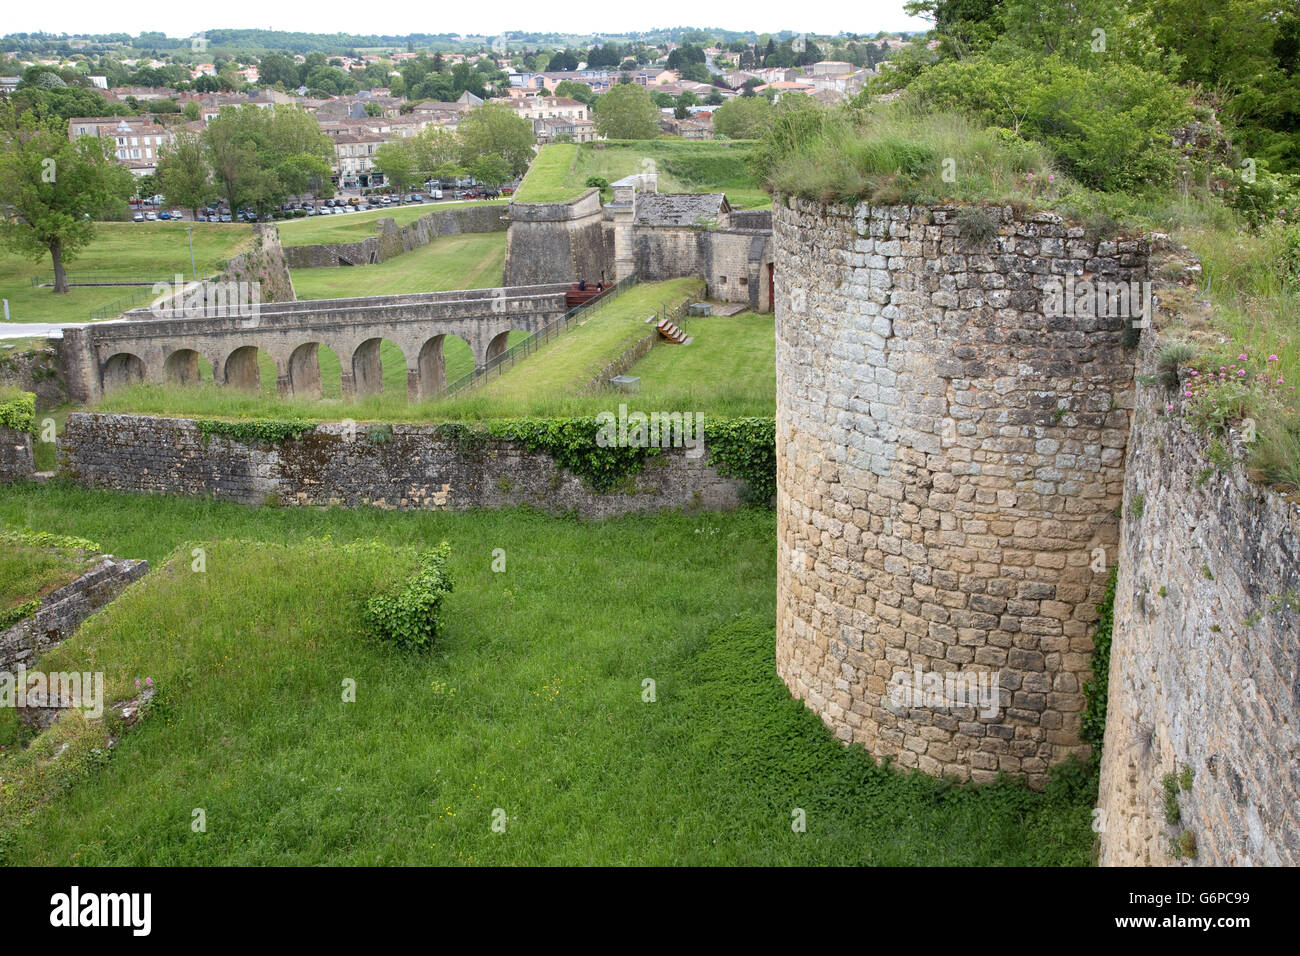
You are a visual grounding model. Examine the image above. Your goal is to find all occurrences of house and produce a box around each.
[333,131,388,185]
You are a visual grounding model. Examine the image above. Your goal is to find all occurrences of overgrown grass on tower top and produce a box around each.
[763,109,1055,207]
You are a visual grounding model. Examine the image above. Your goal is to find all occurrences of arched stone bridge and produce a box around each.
[59,284,574,404]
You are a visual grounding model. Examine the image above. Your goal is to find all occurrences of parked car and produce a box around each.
[220,213,232,223]
[196,213,208,222]
[132,212,145,222]
[145,211,157,221]
[158,210,171,220]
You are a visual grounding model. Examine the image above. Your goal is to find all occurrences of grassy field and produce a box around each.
[0,485,1095,865]
[622,312,775,414]
[515,141,769,209]
[289,233,507,300]
[0,222,253,324]
[277,201,507,247]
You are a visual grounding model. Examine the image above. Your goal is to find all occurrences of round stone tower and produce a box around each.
[773,197,1145,788]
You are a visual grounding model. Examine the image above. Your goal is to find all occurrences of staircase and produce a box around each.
[655,316,692,345]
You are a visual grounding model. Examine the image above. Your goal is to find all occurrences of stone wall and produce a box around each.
[58,413,747,517]
[284,204,507,269]
[633,228,773,312]
[504,190,615,286]
[0,555,149,669]
[0,345,67,410]
[1097,329,1300,865]
[221,224,295,304]
[0,425,34,481]
[774,197,1144,787]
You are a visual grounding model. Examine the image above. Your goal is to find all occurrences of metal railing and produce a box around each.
[30,274,171,288]
[86,273,222,321]
[438,275,639,399]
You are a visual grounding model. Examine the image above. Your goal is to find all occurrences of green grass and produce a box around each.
[0,540,90,615]
[623,312,775,415]
[476,278,704,401]
[289,233,507,300]
[276,201,507,247]
[515,141,770,209]
[0,484,1094,865]
[767,109,1053,206]
[511,144,582,203]
[0,222,253,324]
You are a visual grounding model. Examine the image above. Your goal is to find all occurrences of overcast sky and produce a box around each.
[3,0,929,40]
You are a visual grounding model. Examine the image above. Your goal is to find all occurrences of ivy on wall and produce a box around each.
[705,417,777,504]
[195,418,316,445]
[1081,566,1117,765]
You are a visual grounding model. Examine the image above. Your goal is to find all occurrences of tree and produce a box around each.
[0,106,133,293]
[183,101,201,121]
[469,153,511,188]
[204,104,335,211]
[410,125,461,175]
[156,131,214,219]
[457,102,535,176]
[372,140,416,194]
[713,96,774,138]
[593,82,660,139]
[551,80,592,104]
[257,52,299,87]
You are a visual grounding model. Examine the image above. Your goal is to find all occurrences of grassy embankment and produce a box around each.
[514,140,769,210]
[0,487,1095,866]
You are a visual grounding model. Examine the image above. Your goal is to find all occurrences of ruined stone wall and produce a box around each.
[58,413,747,518]
[284,204,507,269]
[0,425,34,481]
[1098,329,1300,865]
[221,224,295,304]
[774,197,1144,787]
[504,190,613,286]
[632,228,773,312]
[0,556,149,669]
[0,346,67,410]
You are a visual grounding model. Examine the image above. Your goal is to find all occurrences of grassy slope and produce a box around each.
[289,232,507,300]
[0,222,253,324]
[514,141,769,209]
[511,144,581,203]
[0,486,1093,865]
[475,278,703,401]
[277,201,507,247]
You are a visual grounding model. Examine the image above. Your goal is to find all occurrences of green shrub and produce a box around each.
[904,54,1194,192]
[0,392,35,433]
[363,542,454,650]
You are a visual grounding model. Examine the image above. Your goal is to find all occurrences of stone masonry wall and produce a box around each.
[504,191,614,286]
[58,413,746,518]
[1,425,34,481]
[1098,328,1300,865]
[775,197,1145,787]
[284,204,507,269]
[0,555,149,669]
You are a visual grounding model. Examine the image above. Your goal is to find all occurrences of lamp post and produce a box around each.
[185,226,196,281]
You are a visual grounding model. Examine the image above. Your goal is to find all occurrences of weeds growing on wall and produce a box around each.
[194,418,316,445]
[1081,566,1117,772]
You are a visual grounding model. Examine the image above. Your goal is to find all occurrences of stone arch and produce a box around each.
[101,352,144,393]
[350,337,408,399]
[417,333,474,398]
[287,342,343,400]
[163,348,212,386]
[486,329,515,366]
[223,345,275,393]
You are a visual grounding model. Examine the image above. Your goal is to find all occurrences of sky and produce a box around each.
[2,0,929,40]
